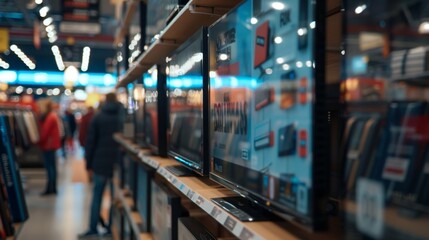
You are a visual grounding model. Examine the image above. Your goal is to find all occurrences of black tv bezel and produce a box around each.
[143,65,168,157]
[133,78,147,148]
[208,0,328,230]
[167,27,210,176]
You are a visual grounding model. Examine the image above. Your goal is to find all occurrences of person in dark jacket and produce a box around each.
[39,100,62,195]
[78,93,123,239]
[64,109,77,151]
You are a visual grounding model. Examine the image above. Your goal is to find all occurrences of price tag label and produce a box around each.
[224,216,237,231]
[196,196,205,206]
[239,228,254,240]
[382,157,409,182]
[356,178,384,239]
[187,190,195,199]
[210,206,221,219]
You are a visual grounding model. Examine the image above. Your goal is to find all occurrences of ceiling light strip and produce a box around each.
[81,46,90,72]
[10,45,36,70]
[0,58,10,69]
[51,45,65,71]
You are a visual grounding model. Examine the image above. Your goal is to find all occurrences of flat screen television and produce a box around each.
[166,28,209,176]
[133,79,146,147]
[151,179,187,240]
[143,65,168,157]
[136,163,153,232]
[208,0,328,229]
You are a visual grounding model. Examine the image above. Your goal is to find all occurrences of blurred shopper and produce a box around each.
[78,106,95,148]
[39,100,61,196]
[78,93,123,239]
[65,109,77,151]
[58,114,68,159]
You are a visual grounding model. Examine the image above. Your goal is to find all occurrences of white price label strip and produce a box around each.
[356,178,384,239]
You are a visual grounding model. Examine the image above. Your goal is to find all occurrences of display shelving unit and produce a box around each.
[115,0,243,88]
[113,134,339,240]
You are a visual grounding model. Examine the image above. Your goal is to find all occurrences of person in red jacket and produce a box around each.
[39,100,61,196]
[78,106,95,148]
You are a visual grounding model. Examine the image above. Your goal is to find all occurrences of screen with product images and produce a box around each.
[167,28,208,175]
[150,180,183,240]
[209,0,327,228]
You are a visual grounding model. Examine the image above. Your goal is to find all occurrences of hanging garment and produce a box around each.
[23,111,39,144]
[13,112,30,149]
[0,116,29,223]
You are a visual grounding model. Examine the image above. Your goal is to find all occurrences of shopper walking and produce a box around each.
[78,93,123,239]
[39,100,61,196]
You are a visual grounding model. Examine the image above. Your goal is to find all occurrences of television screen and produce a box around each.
[136,164,153,232]
[133,80,146,147]
[144,65,168,156]
[167,28,209,176]
[209,0,328,229]
[151,180,185,240]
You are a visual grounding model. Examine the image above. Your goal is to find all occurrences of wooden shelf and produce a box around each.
[116,0,243,88]
[114,134,306,240]
[114,0,140,46]
[115,184,153,240]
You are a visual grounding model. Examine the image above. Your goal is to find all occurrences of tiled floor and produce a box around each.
[18,149,111,240]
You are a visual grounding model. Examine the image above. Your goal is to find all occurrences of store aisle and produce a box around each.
[18,154,94,240]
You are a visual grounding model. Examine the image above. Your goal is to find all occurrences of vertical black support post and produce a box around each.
[157,64,168,157]
[131,160,138,211]
[124,34,130,71]
[140,0,147,52]
[139,0,148,149]
[312,0,328,231]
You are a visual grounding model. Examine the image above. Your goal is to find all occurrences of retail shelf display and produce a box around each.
[116,0,243,88]
[114,134,301,240]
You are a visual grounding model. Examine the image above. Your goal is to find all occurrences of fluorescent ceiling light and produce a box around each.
[39,6,50,17]
[271,2,285,10]
[419,21,429,34]
[355,4,367,14]
[43,17,53,26]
